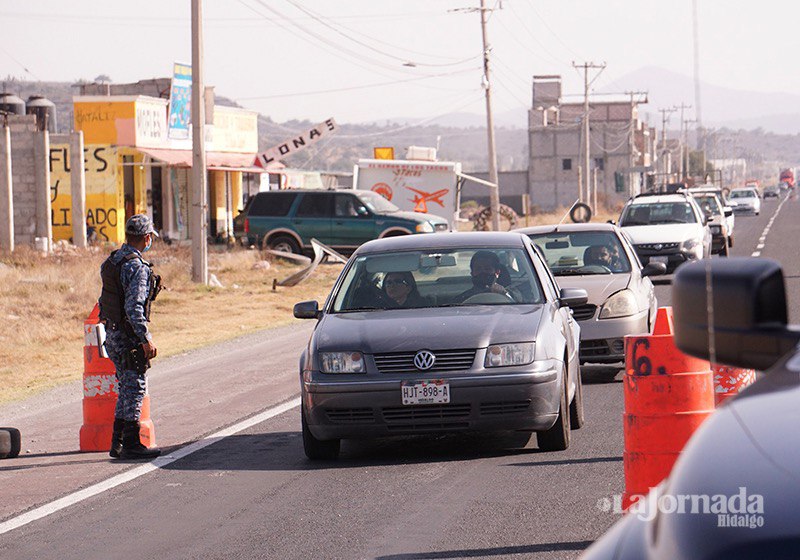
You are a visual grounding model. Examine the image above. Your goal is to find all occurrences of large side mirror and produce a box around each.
[673,259,800,370]
[293,300,321,319]
[723,207,733,217]
[559,287,588,308]
[641,262,667,277]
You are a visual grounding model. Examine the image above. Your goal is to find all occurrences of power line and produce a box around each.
[236,67,479,100]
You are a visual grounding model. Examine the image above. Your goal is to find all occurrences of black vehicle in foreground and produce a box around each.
[293,232,587,460]
[582,258,800,559]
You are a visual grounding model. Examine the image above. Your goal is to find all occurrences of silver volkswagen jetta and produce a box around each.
[293,232,587,460]
[518,223,665,366]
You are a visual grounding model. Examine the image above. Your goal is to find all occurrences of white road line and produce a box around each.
[750,196,789,257]
[0,397,301,536]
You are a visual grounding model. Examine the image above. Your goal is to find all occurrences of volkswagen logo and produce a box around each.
[413,350,436,370]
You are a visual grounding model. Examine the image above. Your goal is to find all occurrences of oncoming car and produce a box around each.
[518,223,664,366]
[293,232,588,460]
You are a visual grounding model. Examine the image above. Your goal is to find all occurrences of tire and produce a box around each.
[569,365,585,430]
[302,408,340,460]
[0,427,19,459]
[267,234,301,255]
[570,203,592,224]
[537,365,571,451]
[719,242,729,257]
[0,430,10,459]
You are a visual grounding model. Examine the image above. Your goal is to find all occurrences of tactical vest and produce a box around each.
[98,250,162,337]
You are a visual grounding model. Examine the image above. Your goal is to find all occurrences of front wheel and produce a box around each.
[302,408,340,460]
[569,364,585,429]
[537,365,571,451]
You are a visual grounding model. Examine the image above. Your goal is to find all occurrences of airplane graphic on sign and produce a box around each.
[407,187,449,213]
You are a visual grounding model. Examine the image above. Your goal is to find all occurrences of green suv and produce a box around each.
[244,189,449,254]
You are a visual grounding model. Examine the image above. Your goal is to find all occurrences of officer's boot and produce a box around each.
[119,420,161,460]
[109,417,125,458]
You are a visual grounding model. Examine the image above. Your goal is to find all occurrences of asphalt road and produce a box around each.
[0,195,794,560]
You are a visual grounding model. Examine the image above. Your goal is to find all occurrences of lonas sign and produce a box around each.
[256,118,337,167]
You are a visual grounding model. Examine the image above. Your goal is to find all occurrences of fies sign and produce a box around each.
[256,118,337,167]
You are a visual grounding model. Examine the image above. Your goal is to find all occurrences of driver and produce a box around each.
[456,250,513,302]
[584,245,613,269]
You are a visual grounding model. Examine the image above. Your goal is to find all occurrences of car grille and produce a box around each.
[581,338,625,357]
[325,408,375,424]
[373,349,476,374]
[570,304,597,321]
[635,242,679,252]
[382,404,471,431]
[479,400,531,416]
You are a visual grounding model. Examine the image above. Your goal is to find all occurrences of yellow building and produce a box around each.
[50,95,270,244]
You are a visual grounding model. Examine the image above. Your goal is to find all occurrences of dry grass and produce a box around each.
[0,244,342,404]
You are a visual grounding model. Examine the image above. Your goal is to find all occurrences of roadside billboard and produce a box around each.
[353,159,460,225]
[168,62,192,140]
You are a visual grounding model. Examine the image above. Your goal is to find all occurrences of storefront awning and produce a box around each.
[137,148,283,173]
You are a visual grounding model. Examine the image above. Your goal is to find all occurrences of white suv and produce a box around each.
[618,192,712,274]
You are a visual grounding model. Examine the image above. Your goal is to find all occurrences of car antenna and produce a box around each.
[558,199,580,225]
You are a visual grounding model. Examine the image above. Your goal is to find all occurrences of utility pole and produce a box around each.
[573,61,606,207]
[479,0,500,231]
[692,0,705,176]
[685,118,697,179]
[675,102,692,181]
[625,90,647,196]
[658,107,677,185]
[191,0,208,284]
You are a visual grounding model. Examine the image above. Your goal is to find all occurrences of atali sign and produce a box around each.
[256,118,337,167]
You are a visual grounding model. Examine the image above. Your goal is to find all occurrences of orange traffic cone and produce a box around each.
[79,304,156,451]
[712,364,757,406]
[622,306,715,509]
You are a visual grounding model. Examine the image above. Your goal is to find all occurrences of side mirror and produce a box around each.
[607,219,616,225]
[673,259,800,370]
[641,262,667,277]
[723,207,733,217]
[293,300,321,319]
[559,287,588,308]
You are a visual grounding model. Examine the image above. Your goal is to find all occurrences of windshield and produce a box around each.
[356,191,399,214]
[528,231,632,275]
[331,248,544,312]
[620,202,698,226]
[731,190,756,199]
[692,195,721,217]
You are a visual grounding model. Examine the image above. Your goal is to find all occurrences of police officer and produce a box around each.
[98,214,162,460]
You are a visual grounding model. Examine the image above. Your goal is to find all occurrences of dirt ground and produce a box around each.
[0,243,343,404]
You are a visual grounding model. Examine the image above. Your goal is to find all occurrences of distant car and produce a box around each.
[293,232,587,459]
[764,184,781,198]
[618,192,712,274]
[518,223,664,365]
[244,189,449,254]
[582,258,800,560]
[729,187,761,215]
[686,185,735,236]
[687,192,733,256]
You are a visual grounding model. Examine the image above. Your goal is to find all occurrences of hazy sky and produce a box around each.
[0,1,795,124]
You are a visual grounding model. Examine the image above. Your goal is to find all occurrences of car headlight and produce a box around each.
[599,289,638,319]
[681,238,701,252]
[320,352,365,373]
[415,222,434,233]
[485,342,535,367]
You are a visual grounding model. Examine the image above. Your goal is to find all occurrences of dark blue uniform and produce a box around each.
[103,244,153,421]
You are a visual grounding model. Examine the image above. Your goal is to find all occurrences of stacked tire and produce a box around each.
[0,427,21,459]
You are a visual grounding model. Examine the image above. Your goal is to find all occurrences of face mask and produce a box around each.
[472,272,496,289]
[143,236,153,252]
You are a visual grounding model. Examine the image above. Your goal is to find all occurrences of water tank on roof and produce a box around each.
[0,93,26,116]
[26,95,57,132]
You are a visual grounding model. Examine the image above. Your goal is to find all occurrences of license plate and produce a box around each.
[651,256,668,265]
[401,380,450,405]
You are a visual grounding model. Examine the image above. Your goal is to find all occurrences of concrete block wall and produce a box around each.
[7,115,50,248]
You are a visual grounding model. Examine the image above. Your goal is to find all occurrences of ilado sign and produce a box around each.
[257,118,337,167]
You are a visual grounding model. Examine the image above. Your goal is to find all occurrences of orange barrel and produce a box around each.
[621,306,715,509]
[79,304,156,451]
[712,364,757,406]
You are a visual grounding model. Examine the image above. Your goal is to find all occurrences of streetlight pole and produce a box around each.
[479,0,500,231]
[573,62,606,207]
[191,0,208,284]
